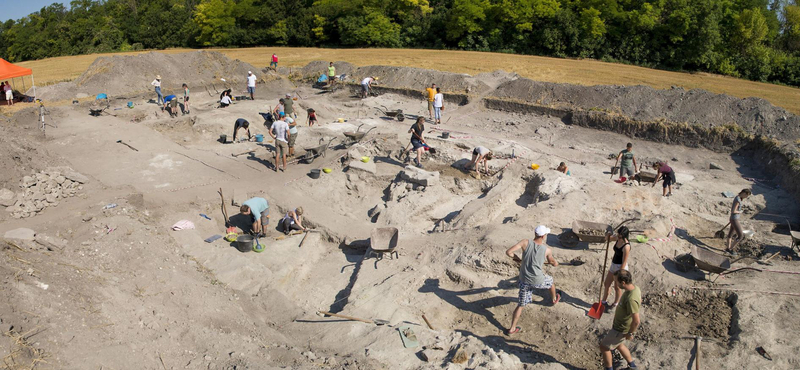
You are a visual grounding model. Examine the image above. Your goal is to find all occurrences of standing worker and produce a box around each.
[505,225,560,335]
[151,75,163,105]
[269,113,290,172]
[287,117,298,158]
[247,71,257,100]
[601,226,631,312]
[614,143,638,183]
[361,76,376,98]
[402,117,427,169]
[598,270,641,370]
[425,83,437,121]
[270,53,279,70]
[182,83,190,114]
[327,62,336,85]
[280,207,307,235]
[3,82,13,106]
[239,197,270,237]
[232,118,251,142]
[433,87,444,124]
[306,108,318,127]
[652,161,676,197]
[466,146,493,175]
[726,188,752,255]
[283,93,294,118]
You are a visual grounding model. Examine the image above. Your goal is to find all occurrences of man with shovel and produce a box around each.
[599,269,641,370]
[505,225,560,335]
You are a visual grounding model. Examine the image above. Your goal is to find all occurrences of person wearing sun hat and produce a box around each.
[504,225,561,335]
[151,75,163,105]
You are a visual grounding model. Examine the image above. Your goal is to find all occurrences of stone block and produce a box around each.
[400,166,439,187]
[348,160,377,174]
[4,228,35,241]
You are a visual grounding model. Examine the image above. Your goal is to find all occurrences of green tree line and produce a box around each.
[3,0,800,87]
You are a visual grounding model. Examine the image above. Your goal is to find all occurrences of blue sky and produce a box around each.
[1,1,67,22]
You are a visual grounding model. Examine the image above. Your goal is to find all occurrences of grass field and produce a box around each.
[12,46,800,114]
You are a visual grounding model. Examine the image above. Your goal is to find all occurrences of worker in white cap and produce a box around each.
[246,71,257,100]
[504,225,560,335]
[286,117,298,157]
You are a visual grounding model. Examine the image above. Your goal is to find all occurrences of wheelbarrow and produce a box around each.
[690,245,754,282]
[376,105,405,122]
[301,137,336,164]
[787,220,800,254]
[366,227,399,268]
[571,220,612,244]
[343,124,376,145]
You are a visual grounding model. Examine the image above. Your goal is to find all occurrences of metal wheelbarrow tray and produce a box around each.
[572,220,612,243]
[367,227,399,260]
[301,137,335,164]
[375,105,405,121]
[691,245,731,274]
[343,124,376,144]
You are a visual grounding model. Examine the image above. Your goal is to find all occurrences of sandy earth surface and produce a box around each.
[2,53,800,370]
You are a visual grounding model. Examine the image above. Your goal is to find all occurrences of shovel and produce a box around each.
[714,223,730,239]
[588,236,612,319]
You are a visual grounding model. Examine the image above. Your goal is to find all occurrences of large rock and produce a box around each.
[348,160,377,174]
[400,166,439,186]
[46,166,89,184]
[4,228,36,241]
[0,188,15,207]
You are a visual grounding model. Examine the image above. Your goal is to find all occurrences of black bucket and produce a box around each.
[236,234,254,253]
[442,132,450,139]
[219,134,227,143]
[309,169,321,179]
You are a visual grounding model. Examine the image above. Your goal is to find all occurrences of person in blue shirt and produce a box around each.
[239,197,270,236]
[163,94,178,117]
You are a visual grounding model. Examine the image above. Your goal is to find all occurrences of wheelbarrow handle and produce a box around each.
[613,218,639,231]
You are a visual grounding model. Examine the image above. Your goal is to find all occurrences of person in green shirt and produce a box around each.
[599,269,641,370]
[327,62,336,85]
[614,142,638,182]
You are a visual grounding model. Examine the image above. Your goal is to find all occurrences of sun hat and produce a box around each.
[280,112,285,117]
[248,71,252,74]
[285,93,291,97]
[156,75,161,80]
[535,225,551,236]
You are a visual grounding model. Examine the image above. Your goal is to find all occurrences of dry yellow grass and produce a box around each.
[12,46,800,114]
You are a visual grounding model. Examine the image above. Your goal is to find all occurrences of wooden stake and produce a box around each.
[298,231,310,248]
[422,314,435,330]
[317,311,373,324]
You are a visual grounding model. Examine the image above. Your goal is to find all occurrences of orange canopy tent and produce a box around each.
[0,58,35,100]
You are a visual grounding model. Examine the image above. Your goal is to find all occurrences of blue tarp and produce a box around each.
[317,73,328,83]
[96,93,107,100]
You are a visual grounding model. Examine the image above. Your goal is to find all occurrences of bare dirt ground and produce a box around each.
[2,52,800,369]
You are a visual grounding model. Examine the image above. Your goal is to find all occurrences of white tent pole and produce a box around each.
[32,74,35,101]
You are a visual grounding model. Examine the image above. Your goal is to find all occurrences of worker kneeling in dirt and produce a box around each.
[466,146,493,174]
[280,207,306,235]
[239,197,270,237]
[505,225,560,336]
[232,118,251,142]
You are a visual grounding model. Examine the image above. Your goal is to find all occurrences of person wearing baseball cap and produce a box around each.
[504,224,560,335]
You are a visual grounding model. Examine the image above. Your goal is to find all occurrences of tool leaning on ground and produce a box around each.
[116,140,139,152]
[588,218,638,319]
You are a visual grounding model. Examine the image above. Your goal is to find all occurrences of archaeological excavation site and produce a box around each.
[1,51,799,369]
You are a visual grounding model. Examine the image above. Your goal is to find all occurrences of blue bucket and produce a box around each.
[255,134,264,142]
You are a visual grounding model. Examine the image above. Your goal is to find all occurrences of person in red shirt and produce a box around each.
[270,53,278,70]
[652,161,676,197]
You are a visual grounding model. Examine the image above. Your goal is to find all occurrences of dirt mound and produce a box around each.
[35,51,274,101]
[298,61,494,95]
[491,79,800,140]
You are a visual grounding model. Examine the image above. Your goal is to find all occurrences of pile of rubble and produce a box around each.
[1,167,88,219]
